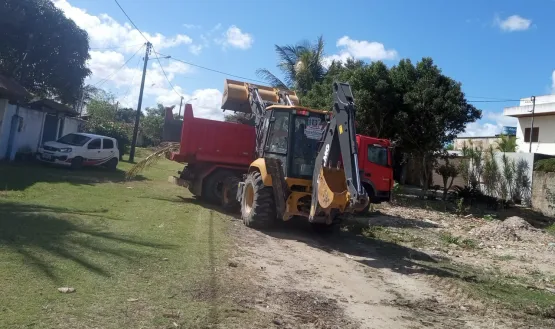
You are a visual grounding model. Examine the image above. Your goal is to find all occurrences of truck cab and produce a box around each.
[356,135,393,203]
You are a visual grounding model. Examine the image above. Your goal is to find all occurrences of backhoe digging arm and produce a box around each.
[309,81,369,221]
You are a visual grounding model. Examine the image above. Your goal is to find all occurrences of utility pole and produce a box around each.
[129,42,151,162]
[528,95,536,153]
[178,96,184,117]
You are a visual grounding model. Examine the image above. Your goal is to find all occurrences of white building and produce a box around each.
[504,95,555,155]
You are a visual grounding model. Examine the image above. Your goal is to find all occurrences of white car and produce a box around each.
[37,133,120,169]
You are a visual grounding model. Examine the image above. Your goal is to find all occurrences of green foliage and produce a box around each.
[224,112,255,126]
[445,143,454,150]
[535,159,555,173]
[0,0,91,104]
[482,214,497,221]
[496,134,517,152]
[256,35,326,93]
[84,118,131,157]
[435,155,459,200]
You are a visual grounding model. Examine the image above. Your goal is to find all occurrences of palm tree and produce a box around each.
[256,36,327,94]
[496,134,517,153]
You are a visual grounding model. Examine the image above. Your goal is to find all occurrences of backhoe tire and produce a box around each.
[241,171,276,228]
[221,175,240,212]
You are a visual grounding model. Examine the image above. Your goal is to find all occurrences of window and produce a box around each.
[266,111,289,154]
[524,127,539,143]
[102,139,114,149]
[367,145,389,167]
[88,139,101,149]
[290,113,325,178]
[57,133,91,146]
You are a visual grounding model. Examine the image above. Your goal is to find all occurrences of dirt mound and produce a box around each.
[470,216,540,242]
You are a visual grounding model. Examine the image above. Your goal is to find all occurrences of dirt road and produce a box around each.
[226,217,509,329]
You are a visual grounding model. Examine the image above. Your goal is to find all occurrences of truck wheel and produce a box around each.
[357,185,375,215]
[241,171,276,228]
[221,176,240,212]
[203,170,235,204]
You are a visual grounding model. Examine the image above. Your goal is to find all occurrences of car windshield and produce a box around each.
[56,133,91,146]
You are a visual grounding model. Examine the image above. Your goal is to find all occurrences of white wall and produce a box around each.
[516,115,555,155]
[0,105,82,160]
[62,117,83,136]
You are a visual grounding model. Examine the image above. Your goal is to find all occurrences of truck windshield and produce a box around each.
[291,113,326,178]
[367,145,389,167]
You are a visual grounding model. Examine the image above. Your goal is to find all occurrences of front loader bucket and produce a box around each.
[315,167,349,211]
[221,79,299,113]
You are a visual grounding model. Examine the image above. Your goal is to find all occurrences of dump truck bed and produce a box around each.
[164,104,255,166]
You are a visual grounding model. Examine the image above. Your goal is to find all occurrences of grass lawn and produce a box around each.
[0,150,253,328]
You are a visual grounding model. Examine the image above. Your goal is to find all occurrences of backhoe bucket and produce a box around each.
[315,167,350,212]
[221,79,299,113]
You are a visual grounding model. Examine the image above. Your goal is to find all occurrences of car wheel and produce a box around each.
[70,157,84,170]
[106,158,118,170]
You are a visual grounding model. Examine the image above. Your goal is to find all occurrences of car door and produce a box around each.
[102,138,116,161]
[84,138,103,165]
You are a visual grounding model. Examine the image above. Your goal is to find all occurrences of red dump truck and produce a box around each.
[163,104,393,211]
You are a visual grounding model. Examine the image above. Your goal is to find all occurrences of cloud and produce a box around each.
[323,36,398,67]
[183,24,201,29]
[53,0,222,120]
[189,44,203,55]
[494,14,532,32]
[218,25,254,50]
[52,0,194,51]
[552,70,555,93]
[459,112,518,137]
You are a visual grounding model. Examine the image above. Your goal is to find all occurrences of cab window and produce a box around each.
[367,145,388,166]
[102,139,114,149]
[266,111,289,154]
[88,139,101,150]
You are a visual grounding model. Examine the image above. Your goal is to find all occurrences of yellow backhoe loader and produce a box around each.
[221,79,368,228]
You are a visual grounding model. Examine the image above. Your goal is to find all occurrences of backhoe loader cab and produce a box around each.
[221,79,367,228]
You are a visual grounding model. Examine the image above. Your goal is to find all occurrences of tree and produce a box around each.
[256,36,326,93]
[445,143,454,151]
[0,0,91,104]
[496,134,517,152]
[389,58,481,195]
[224,112,255,126]
[435,155,459,200]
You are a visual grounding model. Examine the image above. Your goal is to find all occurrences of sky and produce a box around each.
[52,0,555,137]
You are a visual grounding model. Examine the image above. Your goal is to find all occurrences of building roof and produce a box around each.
[455,136,498,139]
[28,99,78,116]
[0,74,31,100]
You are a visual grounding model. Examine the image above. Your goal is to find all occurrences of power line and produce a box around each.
[90,44,144,51]
[93,44,144,87]
[155,51,267,84]
[151,46,182,98]
[119,52,144,104]
[113,0,149,43]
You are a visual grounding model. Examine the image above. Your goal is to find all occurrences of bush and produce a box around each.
[534,158,555,173]
[84,118,132,159]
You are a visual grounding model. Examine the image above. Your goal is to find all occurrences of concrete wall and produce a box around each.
[0,103,81,160]
[531,171,555,217]
[516,115,555,155]
[431,157,466,189]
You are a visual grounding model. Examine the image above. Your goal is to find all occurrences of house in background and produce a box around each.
[0,75,84,161]
[453,126,516,152]
[504,95,555,155]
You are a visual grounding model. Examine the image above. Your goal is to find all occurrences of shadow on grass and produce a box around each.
[0,201,174,283]
[144,195,241,220]
[0,161,147,191]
